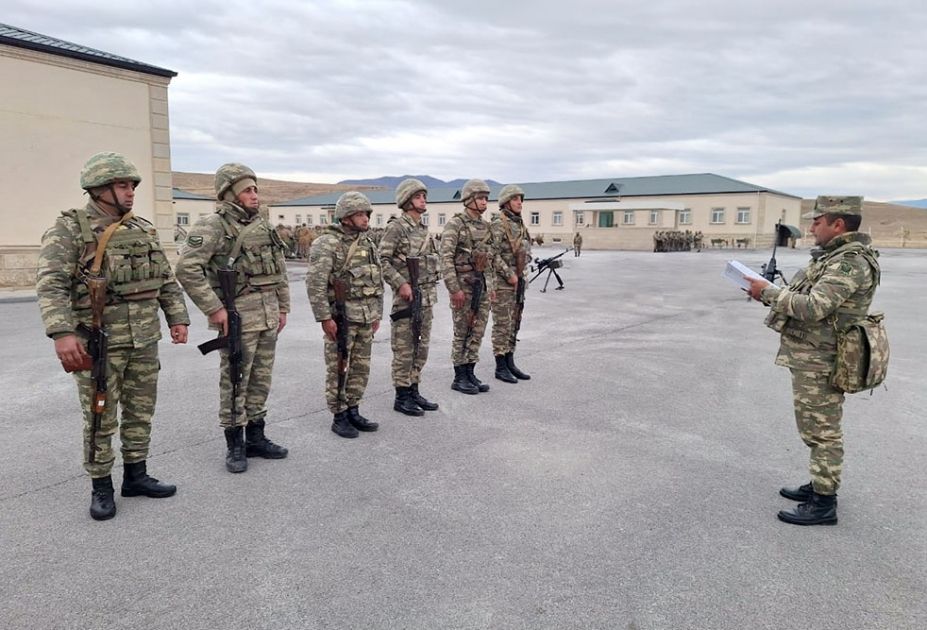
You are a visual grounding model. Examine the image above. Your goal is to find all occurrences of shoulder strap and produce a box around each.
[227,219,265,264]
[90,211,135,276]
[338,235,363,275]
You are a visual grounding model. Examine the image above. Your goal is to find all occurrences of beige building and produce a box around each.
[0,23,176,287]
[272,174,803,250]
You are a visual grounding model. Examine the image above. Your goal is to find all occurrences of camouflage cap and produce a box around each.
[395,178,428,209]
[215,163,257,201]
[460,178,491,204]
[804,195,864,219]
[498,184,525,208]
[335,191,373,221]
[80,152,142,190]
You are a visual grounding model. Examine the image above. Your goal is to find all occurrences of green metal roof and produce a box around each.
[274,173,799,207]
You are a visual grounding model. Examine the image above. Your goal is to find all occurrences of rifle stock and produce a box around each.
[407,256,423,364]
[333,277,349,404]
[86,276,108,464]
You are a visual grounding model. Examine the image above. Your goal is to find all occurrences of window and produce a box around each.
[421,214,429,226]
[649,210,660,225]
[679,208,692,225]
[176,213,189,226]
[553,211,563,226]
[736,207,751,224]
[306,216,312,225]
[530,212,540,225]
[710,208,725,224]
[623,210,635,225]
[295,214,302,225]
[438,213,446,226]
[574,212,584,225]
[376,214,383,226]
[320,214,327,225]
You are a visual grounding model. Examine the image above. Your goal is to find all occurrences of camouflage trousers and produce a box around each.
[324,322,374,413]
[490,286,523,356]
[219,328,278,428]
[74,343,159,478]
[790,369,846,495]
[450,289,489,366]
[390,305,433,387]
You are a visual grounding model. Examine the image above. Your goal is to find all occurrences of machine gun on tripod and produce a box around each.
[529,248,573,292]
[760,220,790,285]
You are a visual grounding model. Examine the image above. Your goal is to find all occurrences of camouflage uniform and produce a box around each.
[573,232,583,256]
[490,208,532,357]
[307,195,384,424]
[759,196,879,524]
[36,152,189,519]
[175,164,290,472]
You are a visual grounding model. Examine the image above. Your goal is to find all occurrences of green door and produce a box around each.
[598,211,614,228]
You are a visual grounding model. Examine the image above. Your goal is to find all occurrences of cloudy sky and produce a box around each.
[6,0,926,199]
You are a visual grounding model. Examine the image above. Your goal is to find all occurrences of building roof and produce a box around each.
[172,188,213,201]
[0,23,176,78]
[274,173,800,207]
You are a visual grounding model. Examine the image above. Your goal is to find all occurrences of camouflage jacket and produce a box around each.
[760,232,879,372]
[36,201,189,348]
[440,210,498,294]
[174,201,290,333]
[307,225,384,324]
[490,210,532,288]
[378,213,440,311]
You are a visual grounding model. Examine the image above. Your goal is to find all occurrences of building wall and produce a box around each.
[0,44,173,286]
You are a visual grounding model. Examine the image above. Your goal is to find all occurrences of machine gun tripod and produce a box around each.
[529,248,573,292]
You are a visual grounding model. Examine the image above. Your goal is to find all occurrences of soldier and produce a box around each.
[489,184,532,384]
[379,179,441,416]
[573,231,583,256]
[175,164,290,473]
[307,192,384,438]
[746,196,880,526]
[36,152,190,521]
[441,179,496,395]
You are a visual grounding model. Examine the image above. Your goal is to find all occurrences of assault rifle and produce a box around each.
[461,251,488,355]
[511,251,526,348]
[332,277,350,404]
[79,276,108,464]
[198,268,243,427]
[761,220,789,285]
[388,256,424,363]
[529,247,573,292]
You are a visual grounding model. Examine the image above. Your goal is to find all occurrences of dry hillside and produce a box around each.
[172,172,382,205]
[799,199,927,248]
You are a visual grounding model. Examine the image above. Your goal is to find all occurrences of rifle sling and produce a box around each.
[89,211,136,276]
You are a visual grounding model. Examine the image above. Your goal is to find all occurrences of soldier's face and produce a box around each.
[507,196,524,214]
[96,179,136,212]
[345,212,370,231]
[236,185,260,212]
[810,215,844,246]
[410,191,427,213]
[469,194,489,213]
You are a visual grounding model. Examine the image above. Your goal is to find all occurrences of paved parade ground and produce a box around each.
[1,247,924,630]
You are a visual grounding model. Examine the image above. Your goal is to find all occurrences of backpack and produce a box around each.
[832,312,890,393]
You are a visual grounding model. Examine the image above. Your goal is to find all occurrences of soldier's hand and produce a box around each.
[372,319,380,334]
[209,308,229,336]
[450,290,466,309]
[169,324,188,344]
[54,334,90,372]
[398,282,413,302]
[322,319,337,342]
[507,274,518,287]
[278,312,287,334]
[745,276,771,301]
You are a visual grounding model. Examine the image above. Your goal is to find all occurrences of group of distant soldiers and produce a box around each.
[653,229,703,252]
[36,154,540,520]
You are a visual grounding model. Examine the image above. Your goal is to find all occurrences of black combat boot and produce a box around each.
[90,475,116,521]
[394,386,425,416]
[467,363,490,392]
[121,460,177,498]
[347,406,379,432]
[410,383,439,411]
[494,355,518,383]
[779,482,814,502]
[245,419,289,459]
[331,411,359,438]
[451,364,479,395]
[223,426,248,473]
[777,492,838,526]
[505,352,531,380]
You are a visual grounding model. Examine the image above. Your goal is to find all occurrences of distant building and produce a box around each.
[0,23,176,286]
[271,173,802,250]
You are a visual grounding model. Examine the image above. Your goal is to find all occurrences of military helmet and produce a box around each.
[215,163,257,201]
[80,152,142,190]
[460,178,491,204]
[395,178,428,209]
[498,184,524,208]
[335,191,373,221]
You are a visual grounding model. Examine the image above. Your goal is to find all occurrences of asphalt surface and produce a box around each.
[1,247,924,630]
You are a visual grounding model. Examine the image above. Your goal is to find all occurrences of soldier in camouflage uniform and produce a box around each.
[747,196,880,526]
[573,232,583,256]
[441,179,498,395]
[36,152,190,521]
[489,184,532,384]
[175,164,290,473]
[379,179,441,416]
[307,192,384,438]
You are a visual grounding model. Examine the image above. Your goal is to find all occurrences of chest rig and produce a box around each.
[453,213,492,273]
[332,232,384,301]
[213,208,287,296]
